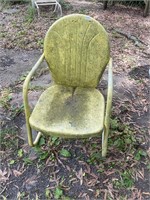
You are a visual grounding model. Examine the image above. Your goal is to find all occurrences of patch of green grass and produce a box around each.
[54,187,63,199]
[45,188,52,199]
[16,30,27,36]
[87,151,103,165]
[147,163,150,170]
[59,0,73,10]
[0,88,12,109]
[25,5,36,23]
[134,149,147,161]
[0,0,11,10]
[11,104,24,119]
[0,127,19,150]
[109,122,136,152]
[113,170,134,189]
[78,8,89,15]
[23,157,33,165]
[37,39,44,48]
[111,118,120,130]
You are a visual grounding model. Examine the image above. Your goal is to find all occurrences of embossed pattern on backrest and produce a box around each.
[44,14,110,87]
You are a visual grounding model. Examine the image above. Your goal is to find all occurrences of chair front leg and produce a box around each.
[23,54,44,146]
[102,58,113,157]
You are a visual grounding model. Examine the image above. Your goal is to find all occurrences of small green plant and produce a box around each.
[59,0,73,10]
[11,104,24,119]
[87,151,103,165]
[25,5,36,23]
[9,159,15,165]
[134,149,147,160]
[109,123,136,152]
[23,157,33,165]
[0,88,12,109]
[113,170,134,189]
[111,118,120,130]
[45,188,52,199]
[37,39,44,48]
[0,128,18,150]
[0,0,11,10]
[49,136,61,146]
[54,187,63,199]
[78,8,89,15]
[60,149,71,158]
[18,149,23,158]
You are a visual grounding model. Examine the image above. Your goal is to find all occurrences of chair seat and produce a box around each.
[29,85,105,138]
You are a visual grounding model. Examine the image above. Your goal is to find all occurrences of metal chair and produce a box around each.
[23,14,113,157]
[32,0,62,17]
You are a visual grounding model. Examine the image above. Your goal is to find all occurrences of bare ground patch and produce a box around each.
[0,1,150,199]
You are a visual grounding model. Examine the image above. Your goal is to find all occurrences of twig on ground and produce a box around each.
[113,29,147,47]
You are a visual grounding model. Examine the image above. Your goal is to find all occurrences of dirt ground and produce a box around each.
[0,0,150,199]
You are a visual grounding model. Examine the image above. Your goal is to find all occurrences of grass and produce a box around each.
[0,127,19,150]
[113,170,134,189]
[0,88,12,109]
[25,5,36,23]
[59,0,73,11]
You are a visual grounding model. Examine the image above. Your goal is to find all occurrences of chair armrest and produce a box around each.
[23,53,44,146]
[105,58,113,128]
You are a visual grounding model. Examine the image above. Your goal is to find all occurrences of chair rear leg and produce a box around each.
[102,125,109,157]
[35,3,40,17]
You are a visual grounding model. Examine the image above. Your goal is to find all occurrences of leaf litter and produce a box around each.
[0,0,150,199]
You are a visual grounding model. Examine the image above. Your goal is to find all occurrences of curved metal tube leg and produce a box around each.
[102,58,113,157]
[23,54,44,146]
[33,132,42,146]
[102,126,109,157]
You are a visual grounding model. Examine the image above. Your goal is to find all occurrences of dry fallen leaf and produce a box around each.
[76,168,84,185]
[13,170,22,177]
[0,169,9,183]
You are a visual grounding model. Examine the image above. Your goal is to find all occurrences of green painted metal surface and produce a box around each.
[23,14,113,156]
[29,84,105,138]
[44,14,110,88]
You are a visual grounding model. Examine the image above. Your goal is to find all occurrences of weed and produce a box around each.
[48,136,61,147]
[0,88,12,109]
[37,39,44,48]
[97,164,105,173]
[113,170,134,189]
[9,159,15,165]
[111,118,120,130]
[147,163,150,170]
[59,0,73,10]
[0,0,11,10]
[87,151,103,165]
[45,188,52,199]
[134,149,147,160]
[11,104,24,119]
[54,187,63,199]
[60,148,71,158]
[78,8,89,15]
[23,157,33,165]
[17,191,26,199]
[0,128,18,150]
[109,122,136,152]
[25,5,36,23]
[16,30,27,36]
[18,149,24,158]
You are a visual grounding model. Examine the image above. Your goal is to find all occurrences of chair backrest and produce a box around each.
[44,14,110,88]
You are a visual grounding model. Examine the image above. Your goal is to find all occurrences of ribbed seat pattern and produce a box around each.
[44,14,110,88]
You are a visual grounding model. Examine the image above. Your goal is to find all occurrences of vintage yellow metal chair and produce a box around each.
[23,14,113,157]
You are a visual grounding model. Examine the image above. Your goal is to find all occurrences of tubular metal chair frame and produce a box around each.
[23,54,113,157]
[32,0,62,17]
